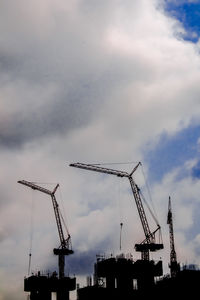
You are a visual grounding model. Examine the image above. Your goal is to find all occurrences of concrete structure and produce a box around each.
[77,255,163,300]
[24,272,76,300]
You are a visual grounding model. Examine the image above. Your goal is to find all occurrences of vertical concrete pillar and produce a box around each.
[106,275,115,289]
[57,290,69,300]
[30,290,51,300]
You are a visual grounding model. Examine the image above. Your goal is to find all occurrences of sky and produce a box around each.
[1,0,200,299]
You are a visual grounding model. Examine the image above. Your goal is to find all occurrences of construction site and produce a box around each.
[18,162,200,299]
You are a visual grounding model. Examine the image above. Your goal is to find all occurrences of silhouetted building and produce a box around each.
[77,254,163,300]
[24,271,76,300]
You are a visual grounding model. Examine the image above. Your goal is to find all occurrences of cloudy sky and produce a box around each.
[1,0,200,299]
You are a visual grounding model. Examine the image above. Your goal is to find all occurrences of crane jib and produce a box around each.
[69,163,129,177]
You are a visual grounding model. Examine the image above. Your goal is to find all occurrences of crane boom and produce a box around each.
[69,162,163,260]
[18,180,57,195]
[18,180,73,278]
[69,162,130,177]
[128,176,152,243]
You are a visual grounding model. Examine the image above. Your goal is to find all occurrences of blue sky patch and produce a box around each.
[191,160,200,179]
[164,0,200,42]
[144,124,200,182]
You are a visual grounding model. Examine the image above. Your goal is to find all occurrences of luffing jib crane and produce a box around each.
[18,180,73,279]
[167,196,180,277]
[69,162,163,260]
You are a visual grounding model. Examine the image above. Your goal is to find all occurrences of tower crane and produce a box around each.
[18,180,73,279]
[167,196,180,277]
[69,162,163,260]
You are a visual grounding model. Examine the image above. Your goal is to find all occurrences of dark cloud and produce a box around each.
[0,55,145,150]
[67,250,97,275]
[0,0,155,151]
[0,0,160,154]
[67,236,114,275]
[45,240,114,276]
[0,77,107,149]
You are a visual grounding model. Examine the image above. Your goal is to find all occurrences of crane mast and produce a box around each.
[167,196,179,277]
[18,180,73,279]
[69,162,163,260]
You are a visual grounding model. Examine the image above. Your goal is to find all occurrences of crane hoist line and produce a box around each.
[18,180,73,279]
[69,162,164,260]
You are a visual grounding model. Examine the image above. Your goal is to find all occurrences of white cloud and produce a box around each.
[1,0,200,298]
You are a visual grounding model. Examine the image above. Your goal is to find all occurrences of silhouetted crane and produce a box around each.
[167,196,180,277]
[18,180,73,278]
[69,162,163,260]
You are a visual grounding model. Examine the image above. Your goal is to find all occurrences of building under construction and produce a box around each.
[18,162,200,299]
[77,254,162,300]
[70,162,200,300]
[24,271,76,300]
[76,193,200,300]
[76,256,200,300]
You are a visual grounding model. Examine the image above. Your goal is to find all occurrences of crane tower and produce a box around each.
[167,196,180,277]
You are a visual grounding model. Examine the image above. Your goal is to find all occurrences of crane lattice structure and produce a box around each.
[69,162,163,260]
[18,180,73,279]
[167,196,180,277]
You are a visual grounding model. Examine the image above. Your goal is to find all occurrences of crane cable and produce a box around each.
[140,164,163,244]
[117,180,124,252]
[120,222,123,251]
[28,191,35,276]
[58,186,68,229]
[91,161,139,166]
[140,163,159,223]
[58,186,72,249]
